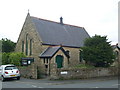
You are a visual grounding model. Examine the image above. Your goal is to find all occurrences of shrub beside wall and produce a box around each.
[2,52,26,66]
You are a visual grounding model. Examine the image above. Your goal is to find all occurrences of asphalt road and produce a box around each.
[2,76,119,88]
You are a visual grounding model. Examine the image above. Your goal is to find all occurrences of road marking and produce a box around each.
[38,87,43,88]
[32,85,44,88]
[32,85,37,88]
[92,87,99,88]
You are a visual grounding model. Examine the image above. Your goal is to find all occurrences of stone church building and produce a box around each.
[15,13,90,76]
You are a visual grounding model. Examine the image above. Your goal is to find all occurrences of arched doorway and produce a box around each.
[56,55,63,68]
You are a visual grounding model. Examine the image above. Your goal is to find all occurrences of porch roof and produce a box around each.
[39,46,69,58]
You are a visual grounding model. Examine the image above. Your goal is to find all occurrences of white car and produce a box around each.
[0,64,20,82]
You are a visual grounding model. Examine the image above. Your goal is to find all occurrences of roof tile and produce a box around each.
[31,16,90,47]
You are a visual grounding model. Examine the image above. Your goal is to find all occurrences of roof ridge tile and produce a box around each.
[31,16,84,29]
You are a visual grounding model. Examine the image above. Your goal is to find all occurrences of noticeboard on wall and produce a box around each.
[21,57,34,66]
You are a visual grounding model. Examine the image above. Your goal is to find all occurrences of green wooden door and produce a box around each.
[56,55,63,68]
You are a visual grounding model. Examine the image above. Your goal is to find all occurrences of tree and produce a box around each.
[81,35,115,67]
[2,53,10,65]
[2,38,16,53]
[1,38,26,66]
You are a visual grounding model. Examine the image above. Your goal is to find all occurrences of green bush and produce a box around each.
[2,52,26,66]
[9,52,26,66]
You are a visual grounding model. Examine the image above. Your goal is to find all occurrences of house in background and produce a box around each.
[112,44,120,66]
[15,13,90,77]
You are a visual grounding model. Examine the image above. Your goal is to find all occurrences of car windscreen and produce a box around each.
[5,66,18,70]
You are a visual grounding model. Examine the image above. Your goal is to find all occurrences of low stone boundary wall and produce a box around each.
[53,67,118,80]
[18,64,118,80]
[18,64,37,79]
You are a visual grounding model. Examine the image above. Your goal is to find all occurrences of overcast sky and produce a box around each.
[0,0,119,45]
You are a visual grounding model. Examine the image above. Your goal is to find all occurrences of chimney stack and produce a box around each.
[60,17,63,25]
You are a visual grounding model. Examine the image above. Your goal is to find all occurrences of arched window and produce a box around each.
[79,49,83,62]
[22,41,24,52]
[29,39,32,56]
[66,50,70,64]
[26,34,28,56]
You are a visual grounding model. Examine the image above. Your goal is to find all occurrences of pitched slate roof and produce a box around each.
[112,45,117,49]
[113,44,120,51]
[31,16,90,48]
[117,45,120,50]
[39,46,69,58]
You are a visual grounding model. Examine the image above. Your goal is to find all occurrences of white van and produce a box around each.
[0,64,20,82]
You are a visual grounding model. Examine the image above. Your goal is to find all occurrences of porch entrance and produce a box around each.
[56,55,63,68]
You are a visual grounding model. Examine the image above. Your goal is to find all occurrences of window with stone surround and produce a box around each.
[79,49,83,62]
[26,34,28,56]
[43,58,49,69]
[43,58,49,64]
[29,39,32,56]
[22,41,24,52]
[66,50,70,64]
[43,58,46,63]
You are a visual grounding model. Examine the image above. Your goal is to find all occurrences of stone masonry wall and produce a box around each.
[15,14,43,65]
[63,47,80,67]
[18,63,37,79]
[15,14,44,76]
[50,67,118,80]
